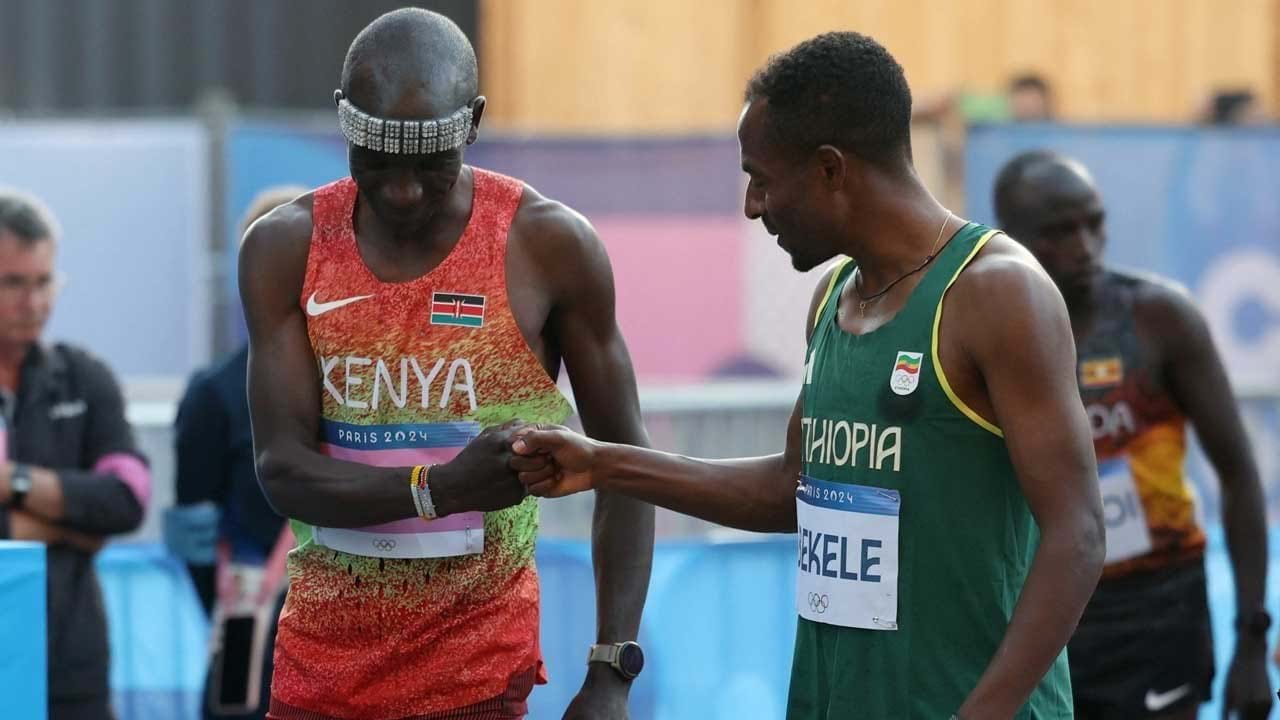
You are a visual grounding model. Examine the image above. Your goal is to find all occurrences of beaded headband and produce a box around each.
[334,90,473,155]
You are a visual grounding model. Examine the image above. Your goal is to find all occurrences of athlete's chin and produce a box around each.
[1057,270,1101,300]
[373,203,437,230]
[786,248,832,273]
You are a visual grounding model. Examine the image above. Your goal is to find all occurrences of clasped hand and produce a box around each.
[508,423,600,498]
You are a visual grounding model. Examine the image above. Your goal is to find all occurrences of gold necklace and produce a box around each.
[854,211,954,316]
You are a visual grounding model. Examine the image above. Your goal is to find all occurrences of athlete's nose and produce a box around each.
[744,184,765,220]
[1064,226,1101,266]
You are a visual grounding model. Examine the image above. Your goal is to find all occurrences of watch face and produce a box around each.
[618,643,644,677]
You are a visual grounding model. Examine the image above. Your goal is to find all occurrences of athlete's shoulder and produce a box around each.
[240,191,316,258]
[946,229,1070,343]
[238,191,317,307]
[514,182,595,240]
[954,228,1056,297]
[1109,267,1194,308]
[511,181,607,274]
[1118,268,1206,343]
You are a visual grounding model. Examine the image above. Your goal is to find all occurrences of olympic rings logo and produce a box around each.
[372,538,397,552]
[807,592,829,614]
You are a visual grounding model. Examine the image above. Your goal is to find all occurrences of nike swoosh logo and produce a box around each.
[1144,683,1192,711]
[305,292,374,317]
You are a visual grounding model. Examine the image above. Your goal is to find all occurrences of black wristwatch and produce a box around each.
[9,464,32,510]
[1236,609,1272,637]
[587,641,645,680]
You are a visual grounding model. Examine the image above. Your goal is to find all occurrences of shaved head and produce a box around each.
[993,150,1107,300]
[337,9,486,233]
[340,8,479,118]
[993,150,1097,233]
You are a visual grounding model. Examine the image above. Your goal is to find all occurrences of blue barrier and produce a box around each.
[0,541,46,720]
[98,545,208,720]
[97,531,1278,719]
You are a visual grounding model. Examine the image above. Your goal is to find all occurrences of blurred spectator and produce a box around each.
[1201,89,1269,126]
[913,71,1055,124]
[1006,73,1054,122]
[911,71,1055,210]
[166,185,304,720]
[0,188,150,720]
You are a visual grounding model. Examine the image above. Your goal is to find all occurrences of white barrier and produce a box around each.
[122,380,1280,543]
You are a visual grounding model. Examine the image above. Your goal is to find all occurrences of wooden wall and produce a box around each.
[479,0,1278,133]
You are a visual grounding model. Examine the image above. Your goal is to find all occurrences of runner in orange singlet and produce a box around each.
[239,9,654,720]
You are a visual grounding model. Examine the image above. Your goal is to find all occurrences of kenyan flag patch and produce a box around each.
[430,292,486,328]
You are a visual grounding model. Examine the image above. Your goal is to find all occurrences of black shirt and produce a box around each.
[174,345,284,614]
[1,342,147,703]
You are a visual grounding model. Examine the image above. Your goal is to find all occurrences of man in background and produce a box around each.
[994,151,1271,720]
[914,71,1055,124]
[0,189,151,720]
[1006,74,1054,122]
[1200,89,1269,126]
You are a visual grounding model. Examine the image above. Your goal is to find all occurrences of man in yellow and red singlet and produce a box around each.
[994,151,1271,720]
[238,9,654,720]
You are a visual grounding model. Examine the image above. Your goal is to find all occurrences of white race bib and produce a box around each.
[795,476,900,630]
[1098,459,1152,564]
[313,420,486,559]
[313,513,484,559]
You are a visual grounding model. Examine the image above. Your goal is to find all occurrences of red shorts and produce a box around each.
[267,665,537,720]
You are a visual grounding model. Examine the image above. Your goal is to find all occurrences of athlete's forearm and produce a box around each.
[588,490,653,651]
[958,519,1104,719]
[256,443,417,527]
[594,444,797,533]
[1220,467,1268,622]
[258,424,527,527]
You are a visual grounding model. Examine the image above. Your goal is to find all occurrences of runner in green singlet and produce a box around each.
[508,32,1105,720]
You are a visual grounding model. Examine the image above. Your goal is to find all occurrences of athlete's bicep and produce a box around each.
[544,212,647,446]
[560,307,647,446]
[1155,290,1256,479]
[960,257,1100,531]
[238,214,322,465]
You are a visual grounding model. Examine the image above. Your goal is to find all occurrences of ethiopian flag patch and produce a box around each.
[430,292,486,328]
[889,350,924,396]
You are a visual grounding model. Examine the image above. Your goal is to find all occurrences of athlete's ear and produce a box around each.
[467,96,486,145]
[814,145,847,191]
